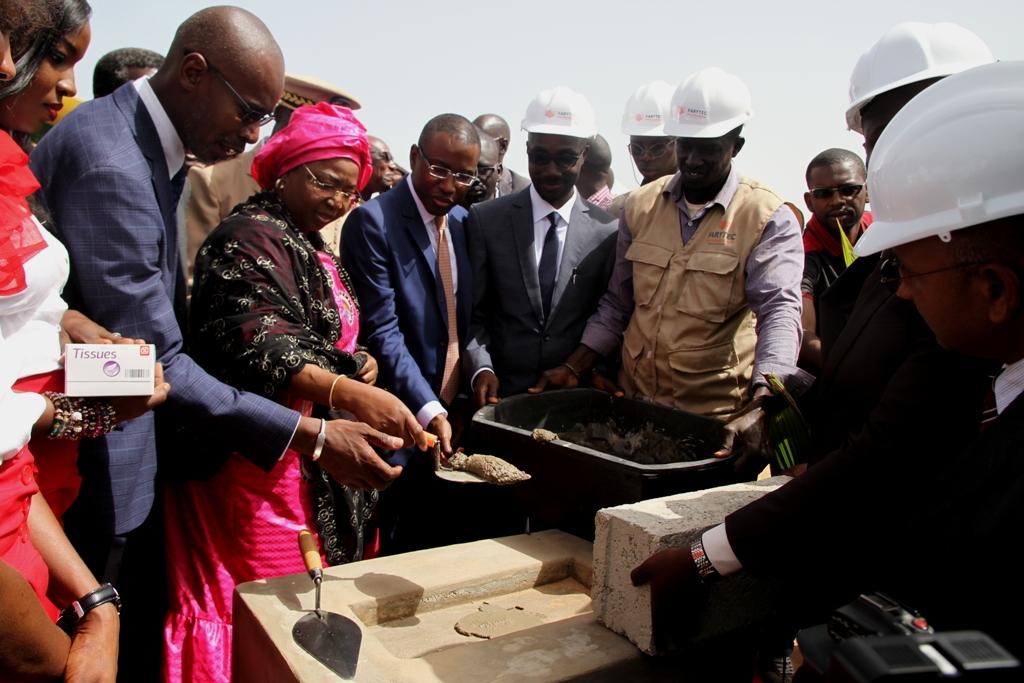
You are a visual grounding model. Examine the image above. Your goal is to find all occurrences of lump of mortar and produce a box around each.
[447,452,531,485]
[532,428,558,442]
[454,604,545,639]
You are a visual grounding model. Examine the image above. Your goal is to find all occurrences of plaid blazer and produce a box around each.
[31,84,298,534]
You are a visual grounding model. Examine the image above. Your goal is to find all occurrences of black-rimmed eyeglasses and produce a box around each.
[205,58,276,128]
[879,256,978,294]
[526,147,587,170]
[417,148,478,187]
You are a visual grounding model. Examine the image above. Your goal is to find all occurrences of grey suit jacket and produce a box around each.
[464,189,617,396]
[496,166,530,197]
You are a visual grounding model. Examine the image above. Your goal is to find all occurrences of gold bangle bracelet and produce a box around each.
[328,374,344,411]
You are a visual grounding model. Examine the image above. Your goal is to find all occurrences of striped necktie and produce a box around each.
[435,214,460,404]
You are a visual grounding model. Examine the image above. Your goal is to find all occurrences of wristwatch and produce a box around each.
[57,583,121,634]
[690,537,721,583]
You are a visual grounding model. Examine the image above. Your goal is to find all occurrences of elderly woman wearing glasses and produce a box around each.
[164,102,424,683]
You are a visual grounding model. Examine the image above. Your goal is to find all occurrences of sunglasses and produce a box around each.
[417,147,478,187]
[809,183,864,200]
[526,147,587,170]
[205,58,276,128]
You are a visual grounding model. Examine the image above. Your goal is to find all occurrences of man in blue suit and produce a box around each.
[342,114,480,551]
[31,7,408,677]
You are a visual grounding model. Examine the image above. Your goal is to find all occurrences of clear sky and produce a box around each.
[75,0,1022,205]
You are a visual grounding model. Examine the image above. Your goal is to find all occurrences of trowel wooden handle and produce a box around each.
[298,529,322,574]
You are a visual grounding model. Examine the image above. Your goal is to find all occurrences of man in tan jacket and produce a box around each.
[533,67,807,456]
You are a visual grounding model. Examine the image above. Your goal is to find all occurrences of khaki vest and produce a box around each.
[618,174,783,418]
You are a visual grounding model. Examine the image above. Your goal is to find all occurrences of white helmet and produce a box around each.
[846,22,994,134]
[664,67,753,139]
[521,86,597,139]
[621,80,674,136]
[855,61,1024,257]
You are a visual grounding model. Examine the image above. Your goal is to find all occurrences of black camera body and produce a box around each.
[798,593,1021,681]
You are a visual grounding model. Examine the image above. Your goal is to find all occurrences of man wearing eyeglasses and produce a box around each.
[342,113,480,553]
[30,7,413,679]
[799,148,872,371]
[474,113,530,197]
[464,87,617,406]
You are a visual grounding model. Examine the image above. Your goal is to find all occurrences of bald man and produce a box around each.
[474,112,530,196]
[31,8,410,677]
[461,127,501,208]
[575,133,614,210]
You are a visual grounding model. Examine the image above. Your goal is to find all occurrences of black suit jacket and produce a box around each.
[463,189,617,396]
[724,257,994,606]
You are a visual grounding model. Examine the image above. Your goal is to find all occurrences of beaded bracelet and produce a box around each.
[43,392,117,440]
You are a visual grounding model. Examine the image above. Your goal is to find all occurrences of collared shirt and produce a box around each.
[406,176,458,292]
[994,358,1024,415]
[581,167,808,393]
[404,176,455,427]
[529,185,577,281]
[133,77,185,179]
[588,186,614,211]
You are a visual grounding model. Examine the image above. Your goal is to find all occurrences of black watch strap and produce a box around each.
[57,583,121,634]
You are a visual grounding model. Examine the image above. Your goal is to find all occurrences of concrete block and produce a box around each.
[593,476,791,654]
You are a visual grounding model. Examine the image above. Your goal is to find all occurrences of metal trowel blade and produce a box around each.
[292,611,362,679]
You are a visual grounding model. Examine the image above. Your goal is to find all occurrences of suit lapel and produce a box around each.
[121,87,181,291]
[549,200,589,322]
[449,215,472,337]
[822,257,890,376]
[396,182,447,324]
[511,190,544,323]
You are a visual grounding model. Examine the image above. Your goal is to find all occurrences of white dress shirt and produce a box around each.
[406,176,457,427]
[994,358,1024,415]
[1,219,69,461]
[134,76,185,180]
[529,185,577,282]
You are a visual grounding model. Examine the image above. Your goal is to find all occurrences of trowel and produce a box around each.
[425,432,488,484]
[292,530,362,679]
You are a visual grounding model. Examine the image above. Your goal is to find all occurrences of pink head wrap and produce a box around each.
[251,102,372,191]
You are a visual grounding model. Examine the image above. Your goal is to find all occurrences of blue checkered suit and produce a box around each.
[30,84,299,534]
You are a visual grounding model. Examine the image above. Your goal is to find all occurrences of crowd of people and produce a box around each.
[0,2,1020,682]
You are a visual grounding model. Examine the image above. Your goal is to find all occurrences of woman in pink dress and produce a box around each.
[164,102,418,683]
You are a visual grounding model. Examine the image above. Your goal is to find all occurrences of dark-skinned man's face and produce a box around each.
[674,132,743,200]
[526,133,588,206]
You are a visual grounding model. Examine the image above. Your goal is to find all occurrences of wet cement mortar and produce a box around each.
[558,420,705,465]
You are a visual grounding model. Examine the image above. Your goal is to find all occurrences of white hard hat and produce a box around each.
[846,22,994,134]
[664,67,753,139]
[521,86,597,139]
[621,81,674,136]
[855,61,1024,257]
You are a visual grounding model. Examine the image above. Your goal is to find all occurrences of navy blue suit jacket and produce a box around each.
[341,180,471,457]
[30,84,299,533]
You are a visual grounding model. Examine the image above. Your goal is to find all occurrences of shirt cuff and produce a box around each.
[701,524,742,577]
[470,367,494,389]
[416,401,447,429]
[752,363,816,395]
[281,412,303,462]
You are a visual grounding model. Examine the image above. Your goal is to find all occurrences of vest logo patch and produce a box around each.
[706,229,737,245]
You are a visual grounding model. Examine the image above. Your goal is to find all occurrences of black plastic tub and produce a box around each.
[471,389,742,540]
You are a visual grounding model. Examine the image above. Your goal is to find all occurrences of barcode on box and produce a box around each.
[125,369,151,379]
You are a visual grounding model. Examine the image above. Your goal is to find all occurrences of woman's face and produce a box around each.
[0,20,91,134]
[278,157,360,232]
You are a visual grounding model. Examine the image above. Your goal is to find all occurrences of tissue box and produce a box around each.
[64,344,155,397]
